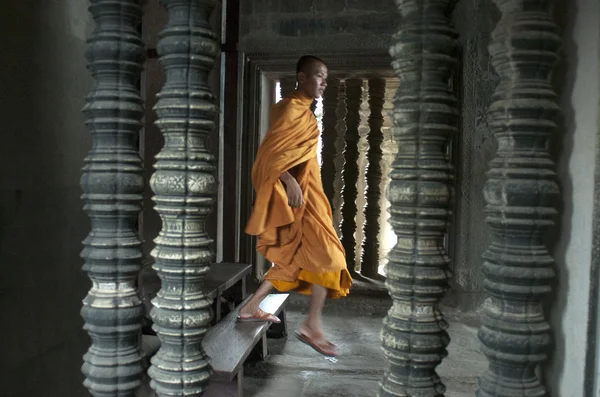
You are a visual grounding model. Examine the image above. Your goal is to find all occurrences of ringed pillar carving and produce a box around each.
[476,1,560,396]
[379,1,458,396]
[148,0,220,395]
[361,78,386,278]
[340,78,363,274]
[321,78,341,208]
[80,1,145,395]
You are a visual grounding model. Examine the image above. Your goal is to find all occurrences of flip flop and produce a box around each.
[237,308,281,323]
[294,330,340,357]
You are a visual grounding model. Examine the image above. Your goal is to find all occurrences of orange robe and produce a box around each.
[245,91,352,299]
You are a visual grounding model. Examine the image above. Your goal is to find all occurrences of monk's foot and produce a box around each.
[237,307,281,323]
[294,325,339,357]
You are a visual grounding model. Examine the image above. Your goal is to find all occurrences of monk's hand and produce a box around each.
[280,171,304,208]
[285,180,304,208]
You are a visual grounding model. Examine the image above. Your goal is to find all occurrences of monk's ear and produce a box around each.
[297,71,307,84]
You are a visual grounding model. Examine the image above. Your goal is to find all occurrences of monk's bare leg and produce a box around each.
[237,280,281,323]
[296,284,339,356]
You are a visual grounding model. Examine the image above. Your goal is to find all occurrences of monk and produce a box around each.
[237,55,352,357]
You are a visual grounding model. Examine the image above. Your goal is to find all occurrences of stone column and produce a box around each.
[361,78,386,278]
[279,76,296,98]
[332,81,347,235]
[378,0,458,396]
[476,1,560,396]
[80,1,145,396]
[321,78,341,208]
[340,78,362,274]
[148,1,220,396]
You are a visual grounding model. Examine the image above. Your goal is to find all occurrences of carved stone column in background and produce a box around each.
[378,0,458,396]
[378,78,399,268]
[340,78,362,274]
[332,81,347,236]
[361,78,386,278]
[148,1,220,395]
[80,1,145,395]
[279,76,296,98]
[355,81,370,272]
[476,1,560,396]
[321,78,340,208]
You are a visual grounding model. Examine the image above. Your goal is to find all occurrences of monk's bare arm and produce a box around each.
[280,171,304,208]
[279,171,296,185]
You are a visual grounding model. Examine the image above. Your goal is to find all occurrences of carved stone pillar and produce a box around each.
[378,1,458,396]
[148,1,220,396]
[80,1,145,396]
[321,78,341,208]
[361,78,386,278]
[476,1,560,396]
[279,76,296,98]
[340,78,362,274]
[332,81,347,235]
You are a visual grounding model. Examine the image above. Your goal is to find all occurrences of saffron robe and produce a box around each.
[245,90,352,299]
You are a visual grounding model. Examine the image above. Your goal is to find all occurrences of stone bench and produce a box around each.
[202,293,289,397]
[138,264,289,397]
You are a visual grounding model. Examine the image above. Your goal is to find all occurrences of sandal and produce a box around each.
[237,308,281,323]
[294,329,339,357]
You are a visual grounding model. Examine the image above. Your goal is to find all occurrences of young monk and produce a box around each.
[237,55,352,357]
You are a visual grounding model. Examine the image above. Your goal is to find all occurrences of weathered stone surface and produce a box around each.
[379,0,458,395]
[450,0,499,312]
[239,0,396,53]
[147,0,220,395]
[476,1,561,396]
[80,1,146,395]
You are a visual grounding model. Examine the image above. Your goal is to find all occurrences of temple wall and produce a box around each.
[547,0,600,394]
[240,0,396,54]
[0,2,93,396]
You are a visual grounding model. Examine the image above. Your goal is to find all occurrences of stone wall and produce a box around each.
[448,0,500,311]
[0,2,93,396]
[240,0,396,54]
[547,0,600,394]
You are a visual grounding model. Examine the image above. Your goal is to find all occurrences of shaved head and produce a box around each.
[295,55,328,100]
[296,55,326,76]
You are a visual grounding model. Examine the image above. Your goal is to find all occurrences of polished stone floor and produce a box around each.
[137,278,485,397]
[243,281,485,397]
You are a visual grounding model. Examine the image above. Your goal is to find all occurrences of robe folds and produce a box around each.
[245,90,352,299]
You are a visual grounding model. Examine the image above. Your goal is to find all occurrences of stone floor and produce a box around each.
[243,281,485,397]
[137,278,486,397]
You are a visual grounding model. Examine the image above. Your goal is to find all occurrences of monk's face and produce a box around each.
[297,62,328,99]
